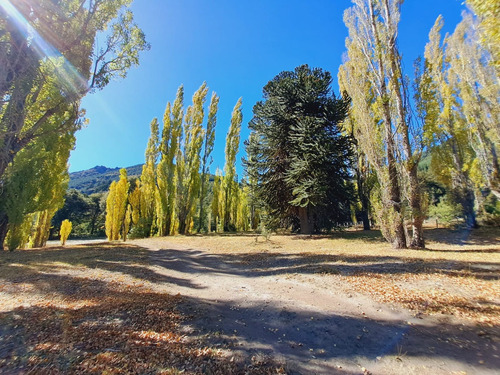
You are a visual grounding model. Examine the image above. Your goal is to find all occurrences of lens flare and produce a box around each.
[0,0,88,97]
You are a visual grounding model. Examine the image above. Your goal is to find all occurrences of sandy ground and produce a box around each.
[128,234,500,375]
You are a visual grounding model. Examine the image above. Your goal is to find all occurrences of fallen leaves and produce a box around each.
[343,269,500,326]
[0,244,284,374]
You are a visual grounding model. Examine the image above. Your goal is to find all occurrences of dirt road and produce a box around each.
[131,237,500,375]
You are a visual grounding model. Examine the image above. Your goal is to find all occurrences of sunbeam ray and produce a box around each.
[0,0,88,98]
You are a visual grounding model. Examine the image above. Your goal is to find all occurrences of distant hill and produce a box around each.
[69,164,143,195]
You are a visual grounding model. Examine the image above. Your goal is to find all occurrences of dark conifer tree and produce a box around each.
[245,65,353,234]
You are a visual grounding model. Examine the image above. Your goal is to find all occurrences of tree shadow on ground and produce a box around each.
[424,227,500,246]
[179,295,500,374]
[198,226,500,247]
[0,276,497,374]
[0,240,498,295]
[148,247,499,281]
[0,241,499,373]
[0,243,206,292]
[0,287,284,374]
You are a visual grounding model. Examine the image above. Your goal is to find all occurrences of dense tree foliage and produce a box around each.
[5,1,499,249]
[52,189,105,238]
[466,0,499,75]
[176,84,208,234]
[0,0,149,249]
[60,219,72,245]
[415,11,499,228]
[246,65,353,234]
[105,169,129,241]
[198,92,219,232]
[338,0,499,246]
[105,83,246,237]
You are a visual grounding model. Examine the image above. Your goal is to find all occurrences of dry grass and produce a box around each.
[0,226,498,373]
[0,243,284,374]
[155,227,500,325]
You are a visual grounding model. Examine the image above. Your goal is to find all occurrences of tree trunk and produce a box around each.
[0,212,8,251]
[388,54,425,247]
[408,165,426,248]
[449,137,478,229]
[381,0,425,248]
[360,209,370,231]
[357,177,371,231]
[298,206,311,235]
[461,187,478,229]
[198,174,207,233]
[356,155,371,231]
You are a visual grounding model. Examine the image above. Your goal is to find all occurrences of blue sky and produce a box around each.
[70,0,466,177]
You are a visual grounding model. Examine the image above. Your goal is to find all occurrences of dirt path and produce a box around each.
[131,237,500,375]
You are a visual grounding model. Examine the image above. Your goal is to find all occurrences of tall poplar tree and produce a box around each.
[223,98,243,231]
[128,181,142,229]
[1,126,73,250]
[211,168,224,232]
[466,0,499,75]
[105,181,118,241]
[198,92,219,232]
[244,132,262,230]
[339,0,426,248]
[105,169,129,241]
[176,83,208,234]
[0,0,149,248]
[139,118,160,235]
[157,86,184,235]
[446,14,499,199]
[421,16,478,228]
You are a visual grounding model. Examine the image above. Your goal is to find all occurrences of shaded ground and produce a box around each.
[0,227,499,374]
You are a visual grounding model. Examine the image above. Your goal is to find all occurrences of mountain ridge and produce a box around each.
[69,164,143,195]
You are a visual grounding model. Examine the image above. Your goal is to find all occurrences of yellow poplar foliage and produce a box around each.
[140,118,160,235]
[60,219,72,246]
[105,181,117,240]
[223,98,243,231]
[157,86,184,236]
[123,205,132,241]
[105,169,129,241]
[466,0,499,74]
[236,185,250,232]
[176,83,207,234]
[128,181,142,226]
[211,169,224,232]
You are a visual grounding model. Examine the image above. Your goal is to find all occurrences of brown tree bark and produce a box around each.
[298,206,311,235]
[0,212,9,251]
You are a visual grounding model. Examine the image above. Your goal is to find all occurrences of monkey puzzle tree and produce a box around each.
[246,65,353,234]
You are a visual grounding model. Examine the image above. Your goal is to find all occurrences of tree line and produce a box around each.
[104,84,248,240]
[1,0,498,250]
[108,0,498,249]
